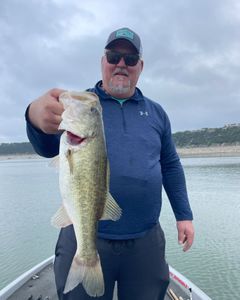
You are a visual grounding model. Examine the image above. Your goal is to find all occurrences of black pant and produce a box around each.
[54,223,169,300]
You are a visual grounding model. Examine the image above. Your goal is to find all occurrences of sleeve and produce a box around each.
[25,105,61,158]
[160,113,193,221]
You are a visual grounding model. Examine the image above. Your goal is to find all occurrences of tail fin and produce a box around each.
[63,255,104,297]
[82,257,104,297]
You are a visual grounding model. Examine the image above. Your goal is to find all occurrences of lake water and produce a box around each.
[0,156,239,299]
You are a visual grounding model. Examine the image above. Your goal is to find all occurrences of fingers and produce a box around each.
[49,88,66,99]
[178,229,186,245]
[40,106,63,134]
[28,88,65,134]
[177,221,194,252]
[42,111,63,134]
[182,234,194,252]
[45,88,65,116]
[52,101,64,116]
[51,113,63,126]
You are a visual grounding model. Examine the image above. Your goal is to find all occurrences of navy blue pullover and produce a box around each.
[26,81,193,239]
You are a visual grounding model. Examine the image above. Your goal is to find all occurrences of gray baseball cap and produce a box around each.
[105,27,142,56]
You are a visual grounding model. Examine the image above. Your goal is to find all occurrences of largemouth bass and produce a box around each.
[51,91,122,297]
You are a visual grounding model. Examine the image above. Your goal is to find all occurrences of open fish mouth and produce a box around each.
[67,131,86,146]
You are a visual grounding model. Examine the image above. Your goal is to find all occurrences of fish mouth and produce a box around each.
[66,131,86,146]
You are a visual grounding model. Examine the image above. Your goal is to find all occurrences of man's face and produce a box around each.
[101,40,143,98]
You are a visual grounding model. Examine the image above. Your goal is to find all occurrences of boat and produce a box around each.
[0,256,212,300]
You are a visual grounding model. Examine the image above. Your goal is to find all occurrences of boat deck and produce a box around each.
[5,263,189,300]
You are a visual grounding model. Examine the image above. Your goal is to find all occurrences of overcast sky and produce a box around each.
[0,0,239,143]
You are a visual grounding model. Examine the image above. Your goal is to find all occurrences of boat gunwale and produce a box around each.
[0,255,55,300]
[169,266,212,300]
[0,256,212,300]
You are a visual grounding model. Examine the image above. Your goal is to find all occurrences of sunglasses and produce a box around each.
[105,50,140,66]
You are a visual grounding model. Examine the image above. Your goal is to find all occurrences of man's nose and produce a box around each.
[116,57,126,67]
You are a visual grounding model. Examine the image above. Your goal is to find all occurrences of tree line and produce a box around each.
[0,142,35,155]
[172,125,240,147]
[0,125,240,155]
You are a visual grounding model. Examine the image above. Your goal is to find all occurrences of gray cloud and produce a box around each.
[0,0,239,142]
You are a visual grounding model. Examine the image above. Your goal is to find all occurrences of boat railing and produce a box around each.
[0,256,55,300]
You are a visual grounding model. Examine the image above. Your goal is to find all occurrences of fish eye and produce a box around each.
[90,107,97,113]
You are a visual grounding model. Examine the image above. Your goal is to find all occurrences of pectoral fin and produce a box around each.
[51,205,72,228]
[100,193,122,221]
[66,149,74,174]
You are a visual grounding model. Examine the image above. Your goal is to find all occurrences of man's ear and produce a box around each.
[140,59,144,72]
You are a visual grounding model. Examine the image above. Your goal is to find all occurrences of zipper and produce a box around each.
[120,104,127,133]
[111,98,128,133]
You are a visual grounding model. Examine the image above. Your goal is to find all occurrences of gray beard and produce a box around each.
[108,79,131,95]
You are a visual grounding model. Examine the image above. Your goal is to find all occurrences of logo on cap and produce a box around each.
[116,29,134,40]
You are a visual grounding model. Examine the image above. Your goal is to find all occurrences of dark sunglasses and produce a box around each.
[105,50,140,66]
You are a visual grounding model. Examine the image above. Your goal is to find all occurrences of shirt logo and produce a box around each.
[139,111,149,116]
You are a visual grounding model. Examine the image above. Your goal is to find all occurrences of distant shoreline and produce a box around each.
[177,145,240,157]
[0,154,43,161]
[0,145,240,161]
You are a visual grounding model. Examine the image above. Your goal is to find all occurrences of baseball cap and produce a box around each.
[105,27,142,56]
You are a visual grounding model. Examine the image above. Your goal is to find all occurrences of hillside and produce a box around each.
[172,124,240,148]
[0,142,35,155]
[0,124,240,155]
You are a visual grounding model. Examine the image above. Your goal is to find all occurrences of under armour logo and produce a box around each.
[139,111,149,116]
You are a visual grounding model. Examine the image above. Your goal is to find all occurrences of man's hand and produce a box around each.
[177,220,194,252]
[28,88,65,134]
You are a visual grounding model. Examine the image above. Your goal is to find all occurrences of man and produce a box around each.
[26,27,194,300]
